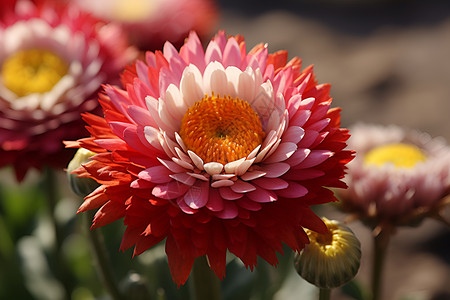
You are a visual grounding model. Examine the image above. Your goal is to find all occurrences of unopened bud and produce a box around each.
[67,148,99,197]
[294,218,361,289]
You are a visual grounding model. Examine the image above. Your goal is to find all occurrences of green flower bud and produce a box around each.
[294,218,361,289]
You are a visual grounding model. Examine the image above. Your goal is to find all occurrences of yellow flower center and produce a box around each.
[1,49,68,97]
[364,143,426,168]
[180,94,265,165]
[111,0,156,22]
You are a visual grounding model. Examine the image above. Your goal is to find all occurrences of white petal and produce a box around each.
[224,157,246,174]
[187,150,204,170]
[164,84,187,120]
[235,158,256,176]
[180,64,204,108]
[204,162,224,175]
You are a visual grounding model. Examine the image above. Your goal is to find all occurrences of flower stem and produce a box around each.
[190,255,222,300]
[84,211,124,300]
[42,168,73,300]
[371,230,390,300]
[319,288,331,300]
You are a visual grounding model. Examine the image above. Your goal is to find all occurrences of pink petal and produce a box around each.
[184,181,209,209]
[297,130,319,148]
[264,142,297,163]
[206,190,224,212]
[204,41,222,64]
[177,197,197,214]
[211,179,234,188]
[219,187,244,200]
[230,179,256,193]
[290,109,311,127]
[236,198,262,211]
[139,166,173,183]
[179,32,206,72]
[296,150,333,169]
[283,126,305,144]
[214,201,238,219]
[247,187,277,203]
[275,181,308,198]
[170,173,196,186]
[127,105,156,128]
[109,121,134,139]
[252,177,289,190]
[152,181,189,199]
[240,170,267,181]
[259,162,291,178]
[157,158,187,173]
[223,37,242,68]
[285,148,310,166]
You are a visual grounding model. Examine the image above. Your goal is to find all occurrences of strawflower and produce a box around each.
[68,30,353,285]
[72,0,218,50]
[338,123,450,232]
[0,0,136,181]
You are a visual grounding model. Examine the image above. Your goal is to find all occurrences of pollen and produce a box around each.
[179,94,265,165]
[1,48,69,97]
[364,143,426,168]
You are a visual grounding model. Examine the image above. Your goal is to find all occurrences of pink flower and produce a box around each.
[339,123,450,231]
[0,0,136,180]
[73,0,218,50]
[69,31,353,285]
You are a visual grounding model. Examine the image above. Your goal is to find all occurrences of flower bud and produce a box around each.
[67,148,99,197]
[294,218,361,289]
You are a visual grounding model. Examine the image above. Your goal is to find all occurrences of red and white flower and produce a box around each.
[69,31,353,285]
[0,0,136,180]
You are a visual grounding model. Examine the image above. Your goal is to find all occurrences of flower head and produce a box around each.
[294,218,361,289]
[0,0,136,181]
[73,0,218,50]
[338,123,450,231]
[69,31,353,285]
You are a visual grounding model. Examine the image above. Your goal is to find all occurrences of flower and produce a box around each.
[338,123,450,231]
[0,0,136,181]
[294,218,361,289]
[73,0,218,50]
[68,30,353,285]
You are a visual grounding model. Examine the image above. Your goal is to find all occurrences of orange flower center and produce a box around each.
[1,49,68,97]
[180,94,265,165]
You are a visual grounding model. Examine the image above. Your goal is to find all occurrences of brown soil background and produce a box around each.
[216,0,450,299]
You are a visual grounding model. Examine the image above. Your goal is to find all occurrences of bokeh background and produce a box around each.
[1,0,449,299]
[213,0,450,299]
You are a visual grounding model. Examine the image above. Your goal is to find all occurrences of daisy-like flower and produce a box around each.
[0,0,136,181]
[294,218,361,289]
[338,123,450,231]
[72,0,218,50]
[68,31,353,285]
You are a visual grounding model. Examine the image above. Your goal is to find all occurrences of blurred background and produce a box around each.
[1,0,449,299]
[213,0,450,299]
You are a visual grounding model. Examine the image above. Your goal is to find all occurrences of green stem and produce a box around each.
[319,288,331,300]
[371,230,390,300]
[190,255,222,300]
[84,211,124,300]
[42,168,73,300]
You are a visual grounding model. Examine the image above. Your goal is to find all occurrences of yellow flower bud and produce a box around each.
[67,148,99,197]
[294,218,361,289]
